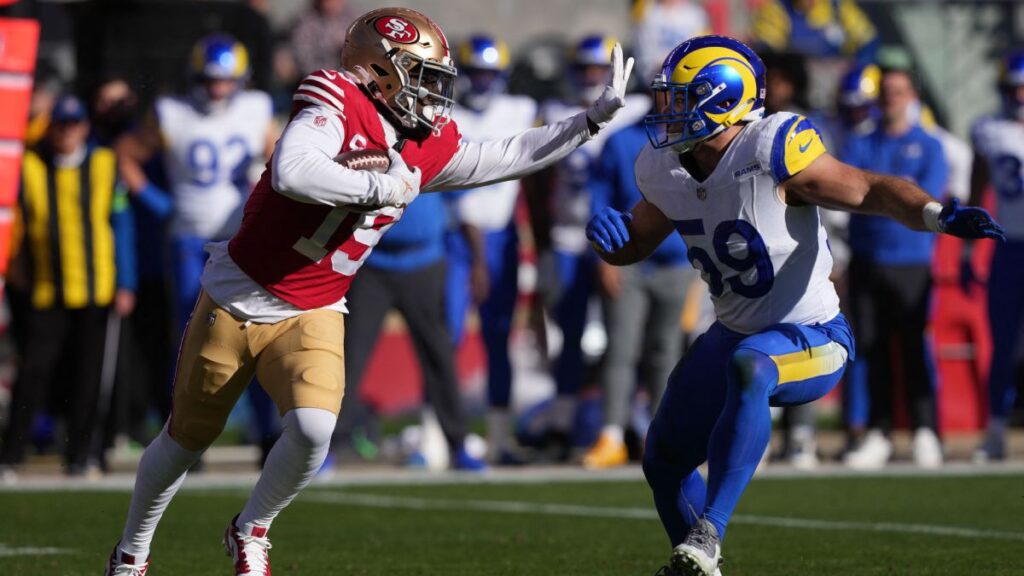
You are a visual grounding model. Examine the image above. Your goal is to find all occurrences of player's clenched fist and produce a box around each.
[586,207,633,252]
[382,149,422,208]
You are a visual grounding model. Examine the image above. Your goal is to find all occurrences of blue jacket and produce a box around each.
[590,120,689,267]
[843,124,948,265]
[366,192,451,272]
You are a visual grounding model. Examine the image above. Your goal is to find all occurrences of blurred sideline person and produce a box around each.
[105,7,634,575]
[842,67,948,470]
[752,0,878,61]
[290,0,357,75]
[761,51,820,468]
[445,35,538,463]
[341,192,487,471]
[525,35,649,459]
[631,0,709,81]
[585,35,1001,576]
[0,95,136,477]
[582,107,693,469]
[826,62,880,453]
[119,33,281,463]
[967,48,1024,462]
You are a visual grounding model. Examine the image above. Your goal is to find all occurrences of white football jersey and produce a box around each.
[157,90,273,240]
[971,115,1024,240]
[542,93,651,254]
[636,112,840,334]
[450,95,537,230]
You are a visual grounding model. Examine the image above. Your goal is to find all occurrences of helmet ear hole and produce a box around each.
[371,64,390,77]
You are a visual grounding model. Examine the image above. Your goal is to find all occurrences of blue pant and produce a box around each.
[445,226,520,407]
[170,235,278,443]
[987,239,1024,419]
[643,315,854,544]
[553,250,595,397]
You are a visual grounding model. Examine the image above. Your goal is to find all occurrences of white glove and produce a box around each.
[380,148,421,207]
[586,42,635,130]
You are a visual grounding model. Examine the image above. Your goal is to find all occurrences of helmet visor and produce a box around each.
[393,51,457,135]
[643,77,716,151]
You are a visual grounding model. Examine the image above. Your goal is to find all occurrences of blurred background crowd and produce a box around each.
[0,0,1021,479]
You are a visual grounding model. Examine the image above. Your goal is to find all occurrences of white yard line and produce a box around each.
[1,462,1024,492]
[301,491,1024,543]
[0,543,73,557]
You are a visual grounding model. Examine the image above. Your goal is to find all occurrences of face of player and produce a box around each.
[204,78,239,102]
[1003,84,1024,121]
[880,71,916,126]
[48,119,90,155]
[575,64,612,105]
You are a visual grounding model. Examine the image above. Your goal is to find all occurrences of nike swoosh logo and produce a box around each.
[323,70,337,80]
[799,138,812,153]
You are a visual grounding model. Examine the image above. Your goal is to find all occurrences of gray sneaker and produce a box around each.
[973,429,1006,463]
[671,518,722,576]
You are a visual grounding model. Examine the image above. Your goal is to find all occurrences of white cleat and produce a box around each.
[223,515,272,576]
[104,544,149,576]
[912,427,943,469]
[671,518,722,576]
[843,429,892,470]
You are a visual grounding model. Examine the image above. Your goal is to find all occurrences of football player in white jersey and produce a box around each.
[585,36,1004,576]
[968,48,1024,462]
[525,35,649,457]
[119,33,282,464]
[445,34,537,462]
[124,33,277,331]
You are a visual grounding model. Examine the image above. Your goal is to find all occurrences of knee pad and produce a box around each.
[282,407,337,449]
[728,348,778,397]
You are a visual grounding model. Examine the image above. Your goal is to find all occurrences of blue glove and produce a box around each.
[939,198,1005,241]
[586,207,633,252]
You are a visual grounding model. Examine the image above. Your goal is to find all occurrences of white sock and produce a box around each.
[236,408,335,532]
[486,409,510,459]
[120,426,203,558]
[600,425,624,445]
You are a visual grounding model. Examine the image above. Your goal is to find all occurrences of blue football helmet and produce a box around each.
[189,33,250,108]
[999,48,1024,120]
[191,33,250,81]
[644,35,766,152]
[570,34,617,105]
[456,34,510,111]
[837,62,880,129]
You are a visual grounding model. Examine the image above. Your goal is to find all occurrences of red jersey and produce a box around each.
[228,70,462,310]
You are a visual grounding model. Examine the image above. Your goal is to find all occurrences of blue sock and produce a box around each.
[703,349,777,540]
[643,445,707,546]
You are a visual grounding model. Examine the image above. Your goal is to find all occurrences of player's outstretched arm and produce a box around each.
[427,44,634,192]
[783,153,1005,240]
[587,199,674,266]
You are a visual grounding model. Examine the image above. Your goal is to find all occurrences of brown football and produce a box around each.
[334,149,391,173]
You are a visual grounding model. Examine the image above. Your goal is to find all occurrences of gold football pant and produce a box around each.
[168,292,345,452]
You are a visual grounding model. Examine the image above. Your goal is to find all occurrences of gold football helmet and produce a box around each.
[341,7,456,137]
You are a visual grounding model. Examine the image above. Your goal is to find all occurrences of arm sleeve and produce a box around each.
[133,182,173,220]
[112,185,138,292]
[426,112,592,192]
[270,105,396,207]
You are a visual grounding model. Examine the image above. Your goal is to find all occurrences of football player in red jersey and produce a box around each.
[105,7,633,576]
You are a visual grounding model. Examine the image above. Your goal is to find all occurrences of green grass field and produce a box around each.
[2,471,1023,575]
